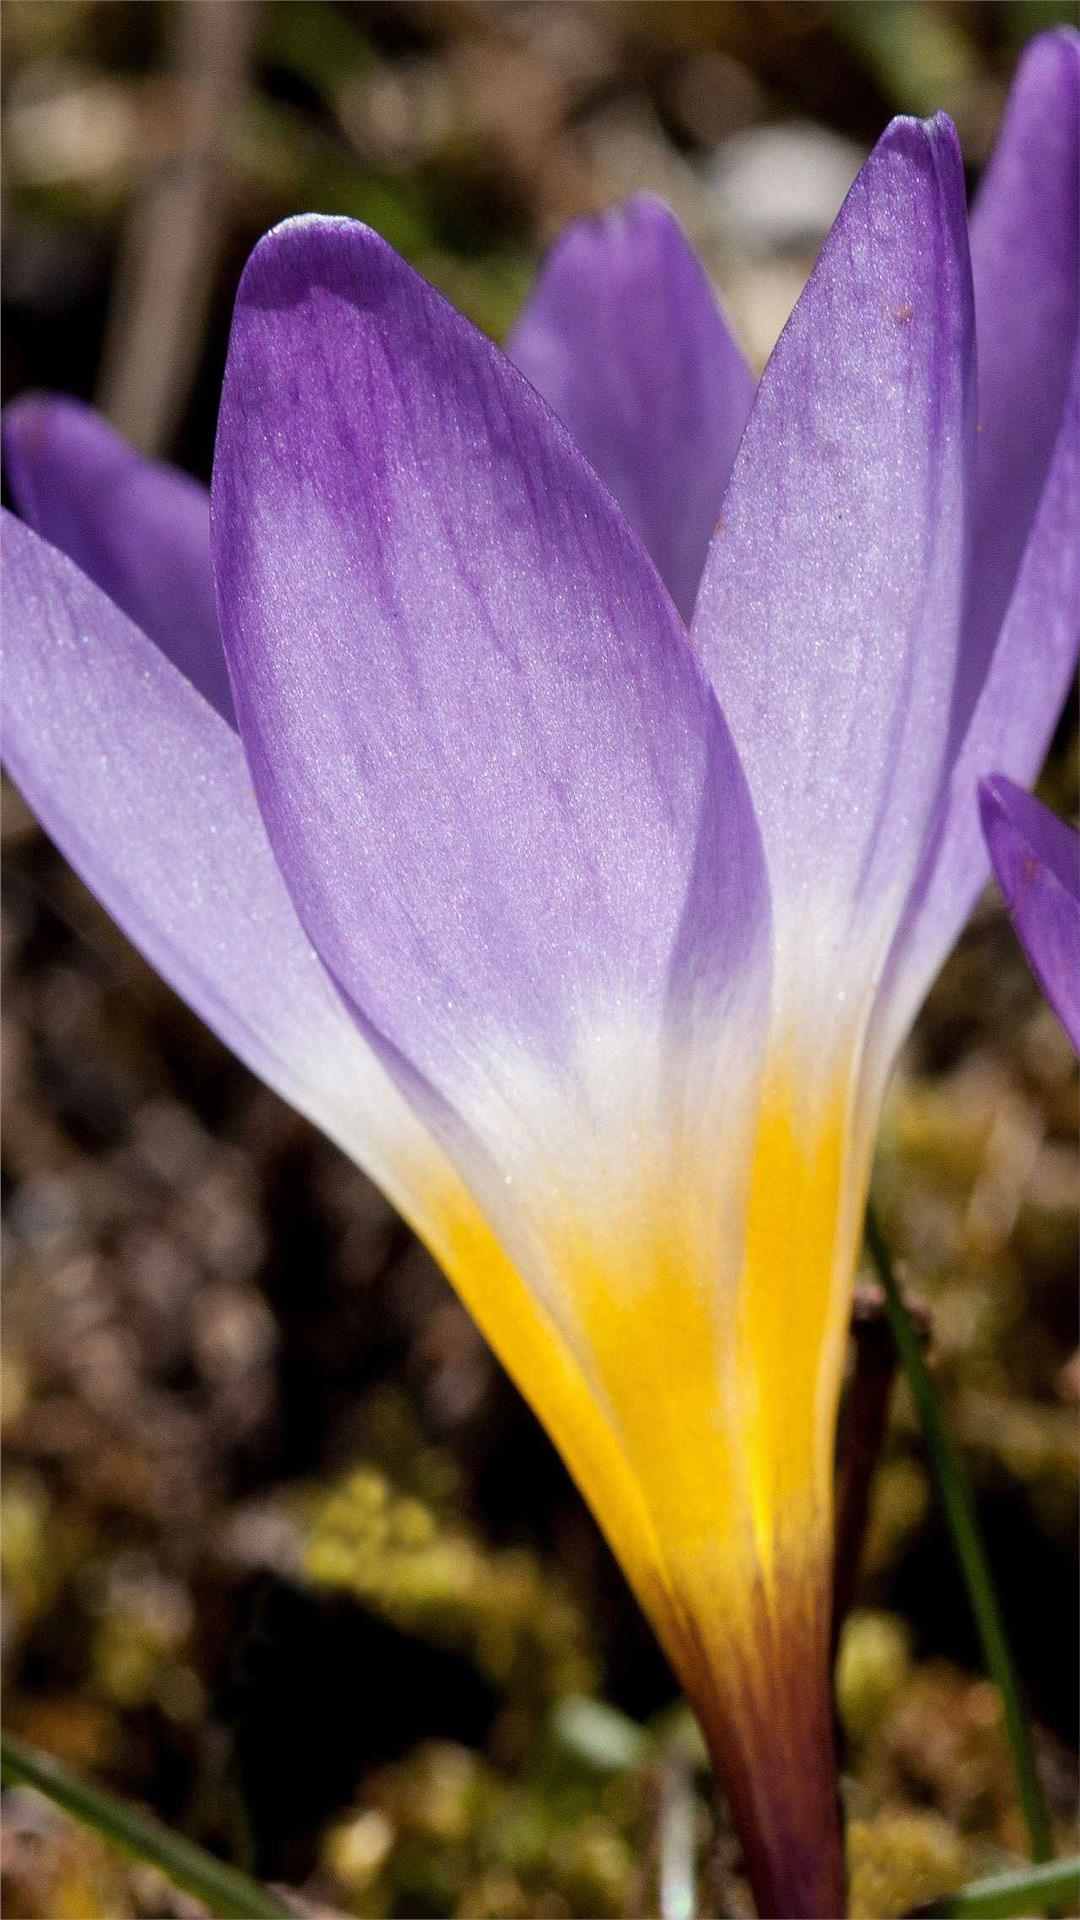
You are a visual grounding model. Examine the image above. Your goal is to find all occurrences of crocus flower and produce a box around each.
[3,29,1078,1918]
[980,775,1080,1051]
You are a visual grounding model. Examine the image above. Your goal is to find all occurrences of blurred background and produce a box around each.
[2,3,1078,1916]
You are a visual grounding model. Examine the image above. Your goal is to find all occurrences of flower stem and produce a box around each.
[1,1732,294,1919]
[865,1206,1053,1867]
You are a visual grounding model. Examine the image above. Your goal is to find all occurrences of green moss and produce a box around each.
[306,1466,596,1715]
[848,1810,970,1919]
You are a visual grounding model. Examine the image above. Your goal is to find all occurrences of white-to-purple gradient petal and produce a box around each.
[211,216,771,1287]
[690,114,975,1038]
[0,509,442,1210]
[961,29,1080,721]
[980,776,1080,1052]
[506,196,754,624]
[2,394,233,723]
[868,347,1079,1078]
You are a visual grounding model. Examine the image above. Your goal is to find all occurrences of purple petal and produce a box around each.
[0,508,435,1198]
[507,196,754,624]
[3,394,233,723]
[980,776,1080,1051]
[868,343,1079,1074]
[961,30,1080,720]
[690,115,975,1021]
[0,507,696,1654]
[211,215,770,1260]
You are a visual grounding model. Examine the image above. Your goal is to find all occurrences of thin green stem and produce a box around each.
[865,1207,1053,1867]
[1,1732,293,1919]
[911,1855,1080,1918]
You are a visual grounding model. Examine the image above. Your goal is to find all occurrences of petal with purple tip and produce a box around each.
[211,214,771,1289]
[3,394,233,722]
[980,776,1080,1051]
[212,217,868,1916]
[507,196,754,623]
[691,114,975,1042]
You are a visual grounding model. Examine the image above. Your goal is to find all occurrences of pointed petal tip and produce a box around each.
[833,113,969,295]
[979,772,1080,914]
[978,774,1080,1051]
[976,775,1022,868]
[691,82,974,1009]
[978,774,1078,899]
[874,108,964,182]
[977,771,1015,827]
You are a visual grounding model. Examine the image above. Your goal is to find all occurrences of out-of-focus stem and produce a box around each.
[96,0,258,454]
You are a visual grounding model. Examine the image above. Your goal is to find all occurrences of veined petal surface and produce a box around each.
[961,28,1080,717]
[212,215,771,1314]
[869,347,1080,1076]
[980,776,1080,1051]
[3,395,232,722]
[691,114,975,1044]
[507,196,754,623]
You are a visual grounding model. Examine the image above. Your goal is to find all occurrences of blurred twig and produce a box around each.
[97,0,258,454]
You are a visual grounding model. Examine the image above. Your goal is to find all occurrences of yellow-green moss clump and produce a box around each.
[323,1739,638,1919]
[306,1464,596,1716]
[848,1809,970,1918]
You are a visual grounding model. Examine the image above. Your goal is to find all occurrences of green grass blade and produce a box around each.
[865,1207,1053,1867]
[912,1854,1080,1917]
[1,1732,294,1919]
